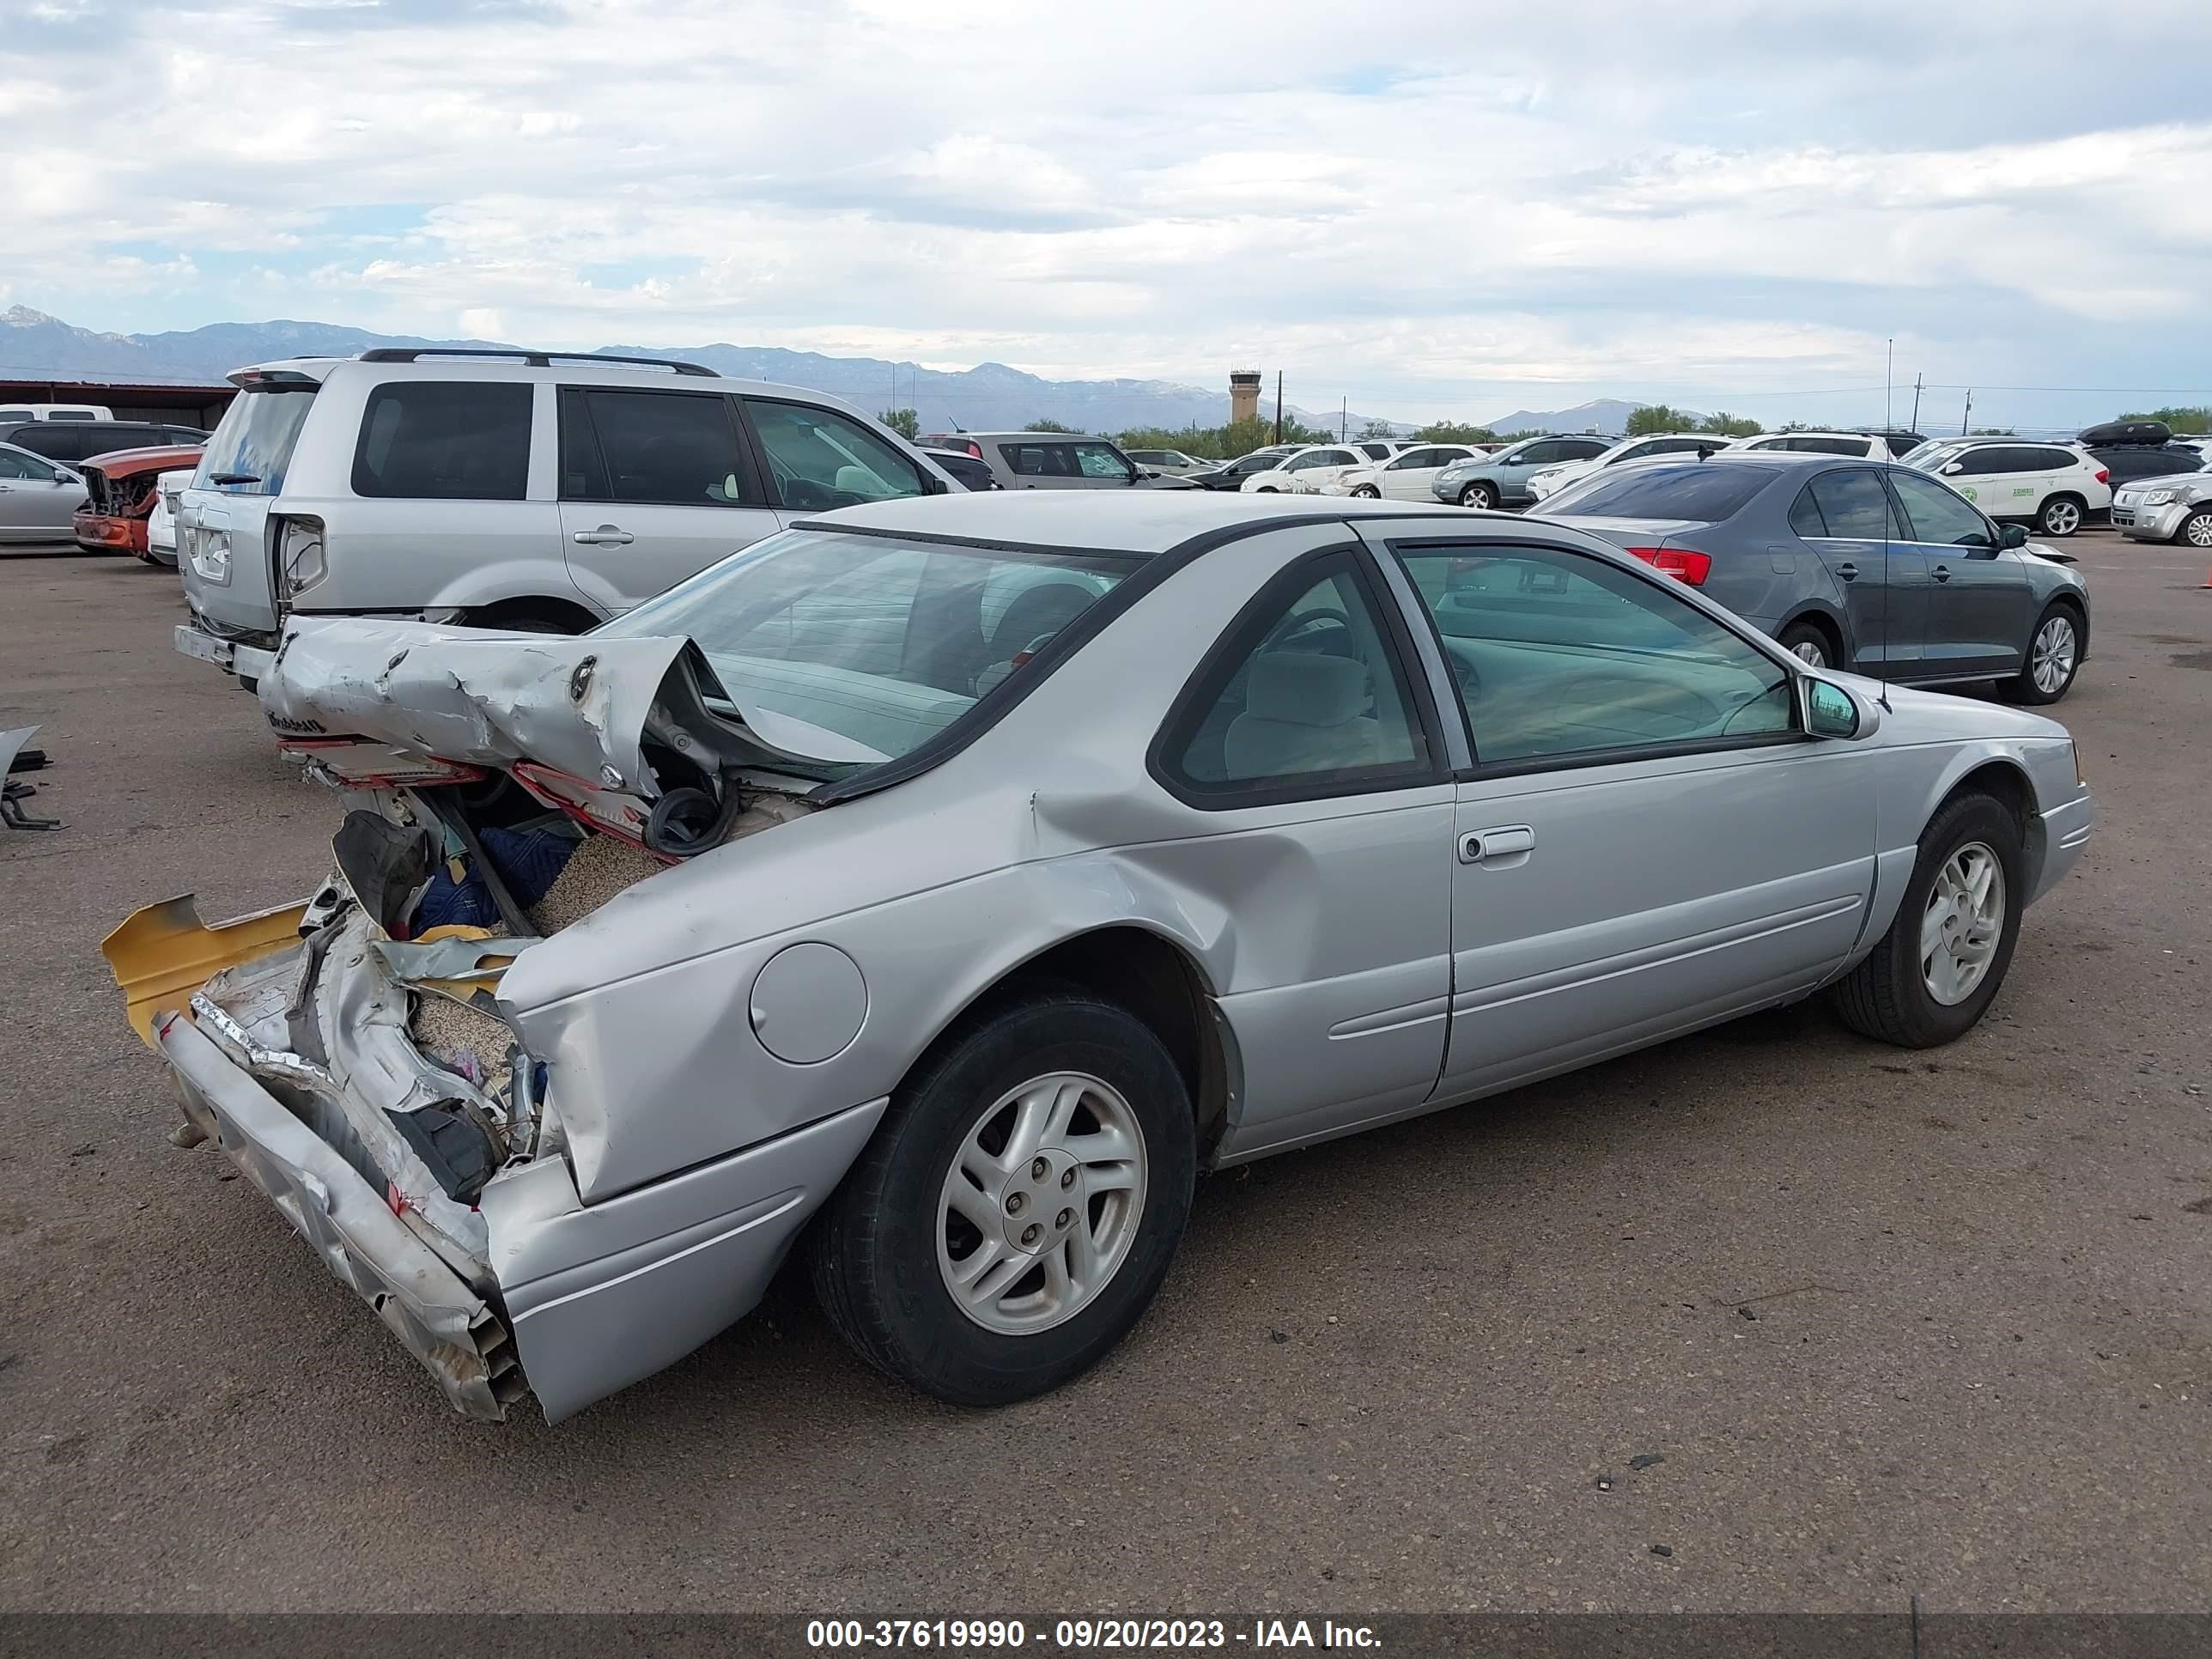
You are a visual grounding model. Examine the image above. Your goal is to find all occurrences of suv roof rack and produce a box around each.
[356,348,719,377]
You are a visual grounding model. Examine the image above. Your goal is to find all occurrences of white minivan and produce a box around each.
[174,349,958,684]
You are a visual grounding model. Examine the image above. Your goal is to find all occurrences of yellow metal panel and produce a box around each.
[100,895,309,1048]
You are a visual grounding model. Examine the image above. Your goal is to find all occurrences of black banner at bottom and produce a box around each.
[3,1615,2210,1659]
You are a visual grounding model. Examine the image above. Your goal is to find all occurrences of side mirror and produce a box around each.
[1802,672,1879,739]
[1940,461,1963,475]
[1999,523,2028,549]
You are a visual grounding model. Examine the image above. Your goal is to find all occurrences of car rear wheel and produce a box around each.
[810,990,1196,1406]
[2035,495,2083,536]
[1777,622,1832,669]
[1459,482,1497,509]
[2009,601,2081,705]
[1832,792,2024,1048]
[2180,508,2212,549]
[1352,484,1381,499]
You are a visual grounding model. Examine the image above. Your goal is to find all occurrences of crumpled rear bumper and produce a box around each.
[155,1007,522,1419]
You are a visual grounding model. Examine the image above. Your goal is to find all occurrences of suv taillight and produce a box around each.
[2094,466,2110,485]
[274,514,326,600]
[1626,545,1713,586]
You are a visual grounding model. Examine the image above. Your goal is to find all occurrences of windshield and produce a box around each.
[596,529,1134,773]
[1542,462,1771,520]
[197,386,316,495]
[1908,443,1965,471]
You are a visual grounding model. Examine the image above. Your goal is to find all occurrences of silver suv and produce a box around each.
[960,432,1188,491]
[174,349,957,683]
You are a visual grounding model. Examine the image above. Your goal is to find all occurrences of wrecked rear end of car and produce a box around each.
[104,620,863,1422]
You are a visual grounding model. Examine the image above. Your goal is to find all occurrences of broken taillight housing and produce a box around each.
[276,514,326,599]
[1625,545,1713,586]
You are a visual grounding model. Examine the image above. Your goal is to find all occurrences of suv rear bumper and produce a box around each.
[175,623,275,679]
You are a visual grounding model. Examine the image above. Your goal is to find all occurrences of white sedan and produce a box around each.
[1527,434,1721,501]
[1322,443,1481,501]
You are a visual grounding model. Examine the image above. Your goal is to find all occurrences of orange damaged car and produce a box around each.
[74,444,203,560]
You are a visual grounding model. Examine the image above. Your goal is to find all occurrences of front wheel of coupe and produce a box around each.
[1831,791,2025,1048]
[809,991,1196,1406]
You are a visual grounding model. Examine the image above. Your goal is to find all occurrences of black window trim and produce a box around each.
[556,383,767,509]
[1376,532,1811,782]
[1144,542,1451,812]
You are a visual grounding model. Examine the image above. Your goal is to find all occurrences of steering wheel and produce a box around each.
[1262,605,1352,652]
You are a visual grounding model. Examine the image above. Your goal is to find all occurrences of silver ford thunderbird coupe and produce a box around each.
[106,492,2094,1423]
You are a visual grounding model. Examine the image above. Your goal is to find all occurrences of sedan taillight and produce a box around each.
[1626,545,1713,586]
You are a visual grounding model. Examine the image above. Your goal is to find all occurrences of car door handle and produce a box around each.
[572,526,634,546]
[1834,562,1857,580]
[1459,825,1534,865]
[1932,564,1952,582]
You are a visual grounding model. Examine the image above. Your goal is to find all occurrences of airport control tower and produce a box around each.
[1230,368,1261,425]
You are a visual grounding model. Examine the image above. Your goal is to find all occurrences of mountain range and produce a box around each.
[0,307,1425,438]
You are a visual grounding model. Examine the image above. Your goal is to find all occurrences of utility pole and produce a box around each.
[1340,397,1346,441]
[1910,373,1923,431]
[1274,372,1284,447]
[1961,389,1972,435]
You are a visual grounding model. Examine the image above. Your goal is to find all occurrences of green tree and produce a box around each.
[1413,421,1498,445]
[1024,417,1079,433]
[1356,417,1398,441]
[878,407,920,440]
[1626,404,1695,436]
[1697,411,1759,437]
[2119,405,2212,434]
[1971,428,2016,437]
[1495,428,1544,442]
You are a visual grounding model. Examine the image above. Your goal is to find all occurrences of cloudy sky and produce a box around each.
[4,0,2210,428]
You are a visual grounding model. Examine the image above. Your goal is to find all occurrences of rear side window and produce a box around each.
[1805,470,1900,538]
[352,383,527,500]
[1547,464,1770,521]
[1790,436,1870,457]
[560,387,758,507]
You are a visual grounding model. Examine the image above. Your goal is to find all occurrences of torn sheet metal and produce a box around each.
[374,933,542,984]
[101,894,312,1046]
[259,621,693,795]
[257,618,870,799]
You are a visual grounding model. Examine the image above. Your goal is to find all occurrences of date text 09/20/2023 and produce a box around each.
[806,1619,1382,1650]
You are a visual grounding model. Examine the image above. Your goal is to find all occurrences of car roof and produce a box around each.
[963,431,1111,442]
[807,489,1470,554]
[240,354,879,409]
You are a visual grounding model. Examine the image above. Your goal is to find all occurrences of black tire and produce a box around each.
[810,991,1196,1406]
[1352,484,1381,499]
[2179,507,2212,550]
[1777,621,1834,670]
[1832,792,2025,1048]
[2034,495,2084,537]
[1459,481,1497,509]
[2008,599,2083,706]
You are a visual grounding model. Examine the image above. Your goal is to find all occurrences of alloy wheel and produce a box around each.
[937,1072,1148,1336]
[2042,499,2081,535]
[2030,614,2077,696]
[1920,842,2006,1006]
[2185,512,2212,549]
[1790,640,1829,668]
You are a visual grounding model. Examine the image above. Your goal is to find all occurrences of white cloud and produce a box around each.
[0,0,2207,418]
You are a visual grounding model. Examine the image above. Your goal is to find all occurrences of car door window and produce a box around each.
[1003,442,1073,478]
[1560,439,1609,459]
[1069,441,1133,480]
[1157,553,1431,802]
[1805,469,1901,538]
[0,449,42,480]
[745,399,926,509]
[559,387,754,507]
[1887,470,1994,546]
[1388,449,1431,471]
[1395,544,1796,768]
[1949,447,2004,477]
[358,382,532,501]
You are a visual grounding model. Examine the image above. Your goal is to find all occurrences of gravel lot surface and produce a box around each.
[1,529,2206,1613]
